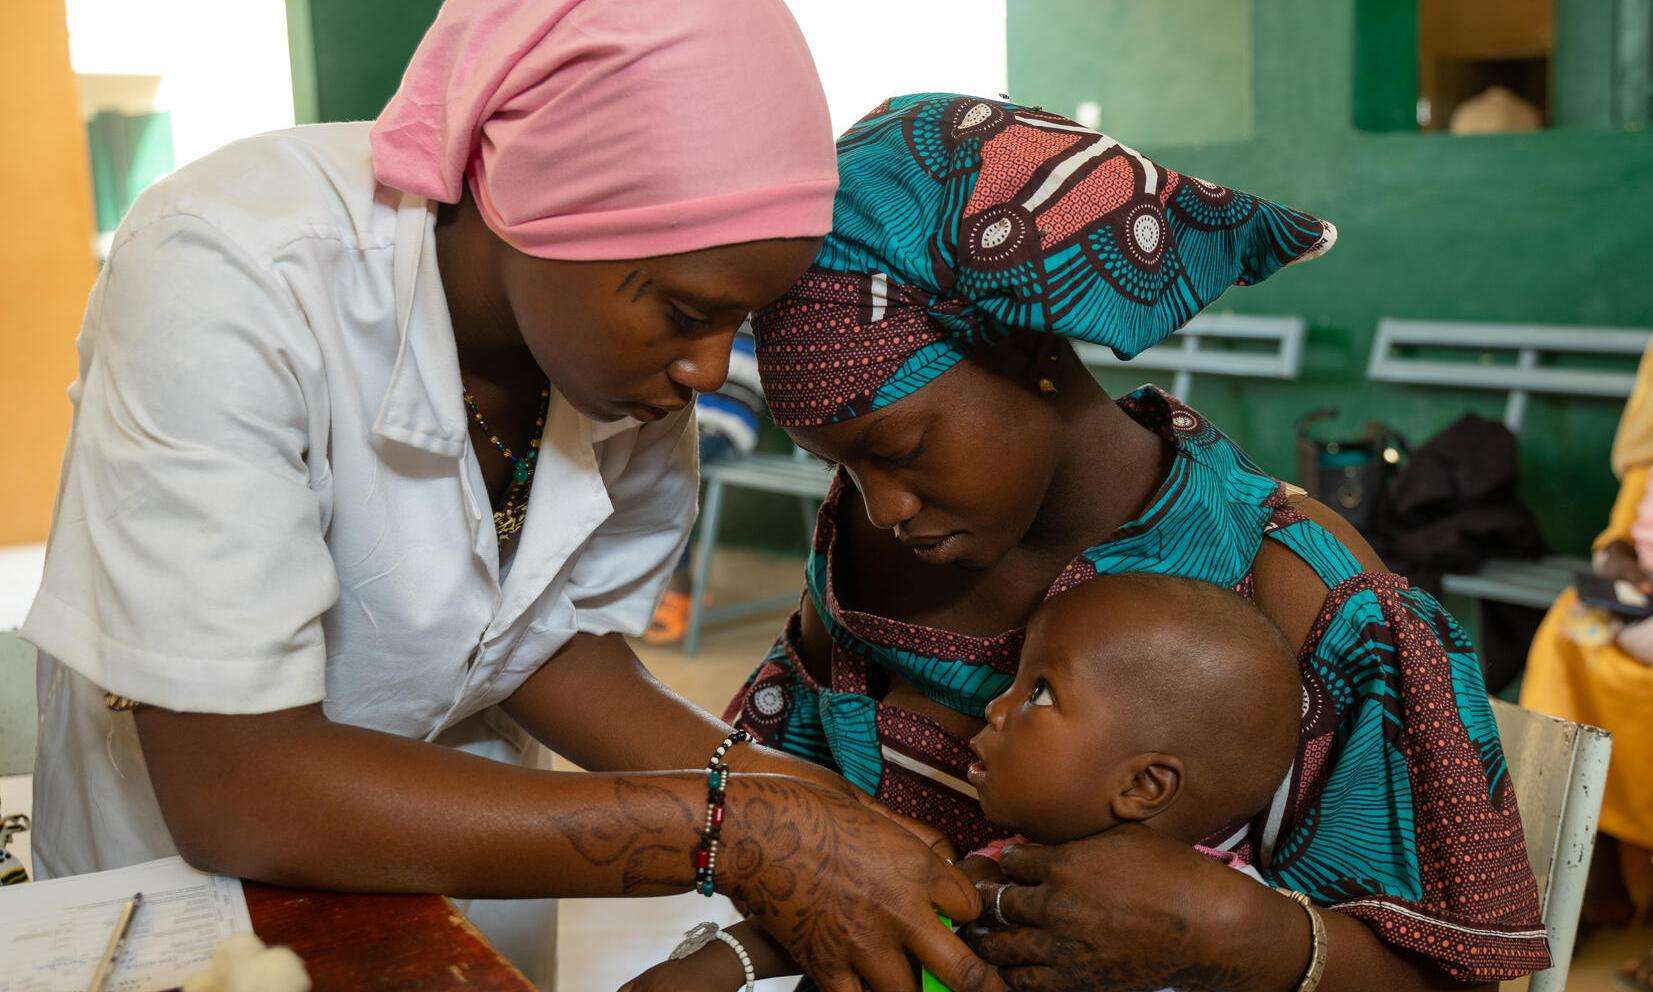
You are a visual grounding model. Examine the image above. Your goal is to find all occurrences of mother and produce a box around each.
[24,8,994,991]
[729,94,1551,990]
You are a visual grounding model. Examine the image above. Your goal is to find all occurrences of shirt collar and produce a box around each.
[372,190,643,454]
[372,190,469,457]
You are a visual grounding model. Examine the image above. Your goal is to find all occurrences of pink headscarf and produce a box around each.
[370,0,837,261]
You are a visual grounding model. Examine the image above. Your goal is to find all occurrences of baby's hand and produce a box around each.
[617,946,742,992]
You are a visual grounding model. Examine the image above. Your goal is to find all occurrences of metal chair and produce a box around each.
[0,632,35,778]
[1075,311,1307,398]
[1490,696,1613,991]
[0,631,36,884]
[683,448,830,656]
[1365,319,1651,616]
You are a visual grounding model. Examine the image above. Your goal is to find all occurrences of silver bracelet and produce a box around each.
[668,922,756,991]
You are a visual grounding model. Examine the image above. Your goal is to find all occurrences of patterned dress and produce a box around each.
[726,387,1550,982]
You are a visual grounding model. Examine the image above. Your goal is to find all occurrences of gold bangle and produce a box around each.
[1275,888,1327,992]
[103,693,141,712]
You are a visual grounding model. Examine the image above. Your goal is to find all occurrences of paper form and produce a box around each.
[0,856,253,992]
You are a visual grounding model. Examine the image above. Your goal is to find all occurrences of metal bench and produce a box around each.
[682,312,1309,655]
[1075,311,1307,396]
[683,448,830,656]
[1366,319,1650,611]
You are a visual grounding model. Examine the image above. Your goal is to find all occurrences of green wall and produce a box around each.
[287,0,443,123]
[289,0,1653,557]
[86,110,174,234]
[1029,0,1253,144]
[1010,0,1653,554]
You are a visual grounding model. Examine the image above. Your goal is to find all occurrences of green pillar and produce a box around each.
[1348,0,1417,132]
[286,0,443,124]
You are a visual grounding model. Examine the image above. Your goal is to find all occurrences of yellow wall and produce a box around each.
[1,0,96,544]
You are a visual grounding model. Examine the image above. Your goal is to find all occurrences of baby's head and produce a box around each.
[968,573,1301,845]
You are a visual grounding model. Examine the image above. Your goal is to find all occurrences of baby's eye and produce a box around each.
[1028,677,1054,707]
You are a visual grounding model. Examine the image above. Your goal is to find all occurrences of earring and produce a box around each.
[1037,347,1060,394]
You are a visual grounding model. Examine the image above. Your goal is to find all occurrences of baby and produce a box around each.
[625,573,1302,991]
[967,572,1301,852]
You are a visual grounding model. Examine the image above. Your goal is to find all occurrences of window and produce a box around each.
[1356,0,1653,134]
[1417,0,1552,132]
[65,0,295,254]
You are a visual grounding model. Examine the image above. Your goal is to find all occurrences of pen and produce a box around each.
[86,891,143,992]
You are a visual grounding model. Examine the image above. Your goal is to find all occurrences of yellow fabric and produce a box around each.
[1521,588,1653,848]
[1523,339,1653,847]
[1613,340,1653,478]
[1595,463,1649,553]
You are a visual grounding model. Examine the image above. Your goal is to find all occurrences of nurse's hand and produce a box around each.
[732,744,961,862]
[721,773,1004,992]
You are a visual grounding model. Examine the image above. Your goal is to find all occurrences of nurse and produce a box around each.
[23,2,995,989]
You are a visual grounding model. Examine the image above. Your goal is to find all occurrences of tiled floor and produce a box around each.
[1,543,1647,990]
[1533,923,1653,992]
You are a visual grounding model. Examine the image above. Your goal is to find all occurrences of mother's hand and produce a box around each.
[964,825,1304,992]
[721,773,1004,992]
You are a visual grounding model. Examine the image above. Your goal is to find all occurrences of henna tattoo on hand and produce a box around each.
[715,775,925,984]
[558,772,960,987]
[554,776,696,894]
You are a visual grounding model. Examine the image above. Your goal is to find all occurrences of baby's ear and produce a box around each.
[1108,753,1184,823]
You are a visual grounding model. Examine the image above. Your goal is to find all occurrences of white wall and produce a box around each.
[62,0,1003,163]
[784,0,1009,135]
[64,0,295,168]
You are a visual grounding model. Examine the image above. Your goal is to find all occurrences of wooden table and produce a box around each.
[245,882,536,991]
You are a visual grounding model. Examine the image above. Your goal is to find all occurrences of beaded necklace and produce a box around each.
[463,385,551,544]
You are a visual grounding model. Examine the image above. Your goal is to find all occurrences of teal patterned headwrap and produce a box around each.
[754,93,1336,426]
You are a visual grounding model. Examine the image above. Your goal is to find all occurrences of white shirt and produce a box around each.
[24,122,698,882]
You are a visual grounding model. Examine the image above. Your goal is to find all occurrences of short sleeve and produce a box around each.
[1275,577,1550,981]
[22,213,339,714]
[564,405,698,636]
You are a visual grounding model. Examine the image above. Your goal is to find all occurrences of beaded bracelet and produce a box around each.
[693,729,751,896]
[667,922,756,991]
